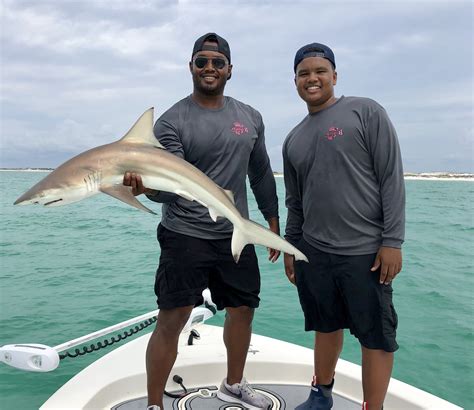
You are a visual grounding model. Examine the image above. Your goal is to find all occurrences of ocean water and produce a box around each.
[0,171,472,409]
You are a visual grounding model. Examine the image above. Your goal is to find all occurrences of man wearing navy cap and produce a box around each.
[283,43,405,410]
[124,33,277,410]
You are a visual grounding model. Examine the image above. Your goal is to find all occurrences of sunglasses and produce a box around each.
[193,56,227,70]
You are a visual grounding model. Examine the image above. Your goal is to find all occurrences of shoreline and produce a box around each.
[403,176,473,181]
[1,169,472,181]
[274,173,473,181]
[0,168,53,172]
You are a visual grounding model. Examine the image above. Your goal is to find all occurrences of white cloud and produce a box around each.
[2,3,179,56]
[1,0,473,172]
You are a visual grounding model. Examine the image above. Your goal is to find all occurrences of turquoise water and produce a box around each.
[0,172,472,409]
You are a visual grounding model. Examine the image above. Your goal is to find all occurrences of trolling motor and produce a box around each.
[0,289,216,372]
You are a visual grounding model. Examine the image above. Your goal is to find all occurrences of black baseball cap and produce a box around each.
[192,32,231,64]
[294,42,336,72]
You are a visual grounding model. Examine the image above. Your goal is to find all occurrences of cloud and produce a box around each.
[1,0,473,172]
[2,2,180,56]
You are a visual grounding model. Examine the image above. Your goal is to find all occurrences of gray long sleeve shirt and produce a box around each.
[147,95,278,239]
[283,96,405,255]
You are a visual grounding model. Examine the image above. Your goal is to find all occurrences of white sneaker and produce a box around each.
[146,406,160,410]
[217,377,271,409]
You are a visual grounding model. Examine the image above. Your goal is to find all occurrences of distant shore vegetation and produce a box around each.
[0,167,54,172]
[271,171,474,180]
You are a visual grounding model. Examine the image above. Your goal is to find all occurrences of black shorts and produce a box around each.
[154,224,260,310]
[294,238,398,352]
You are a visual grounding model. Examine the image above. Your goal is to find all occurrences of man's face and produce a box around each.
[189,41,232,96]
[295,57,337,112]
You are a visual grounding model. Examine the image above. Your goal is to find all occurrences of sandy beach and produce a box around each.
[273,173,473,181]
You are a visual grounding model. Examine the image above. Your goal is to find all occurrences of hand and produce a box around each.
[267,217,281,262]
[284,253,296,285]
[123,172,156,196]
[371,246,403,285]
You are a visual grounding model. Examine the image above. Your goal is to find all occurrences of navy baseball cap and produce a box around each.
[192,32,231,63]
[294,42,336,72]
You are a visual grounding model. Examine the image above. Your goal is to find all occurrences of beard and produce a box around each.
[192,72,227,96]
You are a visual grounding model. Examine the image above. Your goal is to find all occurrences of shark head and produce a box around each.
[13,166,99,207]
[14,107,160,210]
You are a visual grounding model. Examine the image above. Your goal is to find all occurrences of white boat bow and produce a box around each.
[40,324,460,410]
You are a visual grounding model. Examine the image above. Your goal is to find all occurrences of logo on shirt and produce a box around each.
[325,127,344,141]
[231,122,249,135]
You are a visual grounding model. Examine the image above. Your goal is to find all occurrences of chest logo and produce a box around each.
[325,127,344,141]
[231,122,249,136]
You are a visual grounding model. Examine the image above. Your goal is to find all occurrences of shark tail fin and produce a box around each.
[231,219,308,264]
[119,107,165,149]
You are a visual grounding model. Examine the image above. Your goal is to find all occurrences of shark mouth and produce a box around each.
[44,199,63,206]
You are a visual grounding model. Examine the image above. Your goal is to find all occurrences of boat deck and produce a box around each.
[113,384,360,409]
[42,324,461,409]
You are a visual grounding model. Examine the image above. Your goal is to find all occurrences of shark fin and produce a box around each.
[209,207,219,222]
[207,189,233,221]
[100,185,156,215]
[171,188,226,222]
[119,107,165,149]
[231,227,249,263]
[222,189,235,204]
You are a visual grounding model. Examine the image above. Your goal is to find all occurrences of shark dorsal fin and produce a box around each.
[119,107,165,149]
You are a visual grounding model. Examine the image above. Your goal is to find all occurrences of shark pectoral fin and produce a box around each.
[100,185,157,215]
[231,227,249,263]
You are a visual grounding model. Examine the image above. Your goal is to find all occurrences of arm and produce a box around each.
[266,216,280,262]
[284,253,296,285]
[122,171,176,202]
[366,106,406,284]
[247,114,280,262]
[283,142,304,247]
[282,141,303,285]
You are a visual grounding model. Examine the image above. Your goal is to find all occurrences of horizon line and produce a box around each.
[0,167,473,177]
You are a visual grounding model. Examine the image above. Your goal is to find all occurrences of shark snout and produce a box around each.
[14,193,43,206]
[13,188,60,206]
[14,195,64,206]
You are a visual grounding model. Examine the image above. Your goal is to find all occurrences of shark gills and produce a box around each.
[14,108,308,263]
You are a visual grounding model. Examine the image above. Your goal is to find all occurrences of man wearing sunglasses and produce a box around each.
[124,33,277,410]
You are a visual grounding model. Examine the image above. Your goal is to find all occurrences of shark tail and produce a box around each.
[231,219,308,263]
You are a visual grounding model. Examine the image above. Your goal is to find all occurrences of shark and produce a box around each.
[14,108,308,263]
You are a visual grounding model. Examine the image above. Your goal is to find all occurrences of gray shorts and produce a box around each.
[294,238,399,352]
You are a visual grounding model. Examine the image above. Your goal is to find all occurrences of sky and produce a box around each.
[1,0,473,173]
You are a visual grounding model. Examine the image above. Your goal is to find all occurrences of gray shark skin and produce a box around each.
[14,108,308,263]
